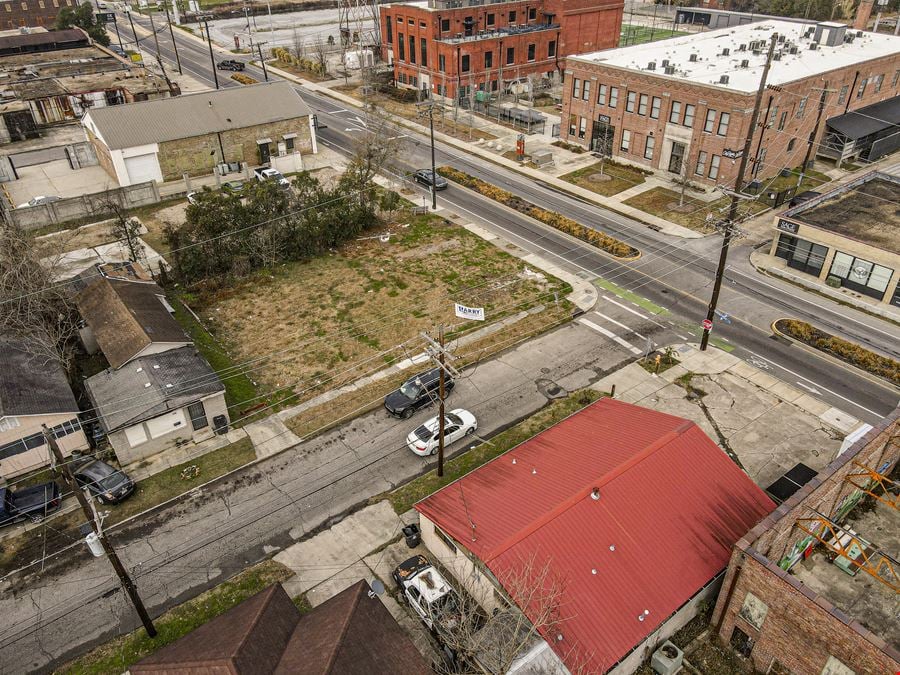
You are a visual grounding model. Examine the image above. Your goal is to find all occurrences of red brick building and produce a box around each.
[379,0,623,100]
[711,407,900,675]
[0,0,79,30]
[562,20,900,187]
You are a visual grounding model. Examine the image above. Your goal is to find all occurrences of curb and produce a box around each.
[770,319,899,392]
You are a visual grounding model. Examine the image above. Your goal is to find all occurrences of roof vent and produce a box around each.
[591,488,601,500]
[661,58,669,67]
[809,42,818,50]
[719,74,729,84]
[143,382,152,388]
[738,43,746,51]
[752,49,762,56]
[647,61,656,70]
[844,34,854,42]
[721,47,730,56]
[740,59,749,68]
[789,45,798,54]
[773,52,782,60]
[688,53,697,62]
[778,34,786,43]
[856,29,863,37]
[664,65,676,75]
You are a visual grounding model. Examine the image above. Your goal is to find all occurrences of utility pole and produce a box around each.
[421,327,459,477]
[796,81,829,190]
[126,7,141,67]
[201,16,219,89]
[112,16,124,51]
[416,99,438,210]
[162,0,182,75]
[700,33,777,352]
[257,41,269,81]
[43,426,157,638]
[148,8,170,84]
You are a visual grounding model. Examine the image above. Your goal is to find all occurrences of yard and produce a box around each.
[560,161,649,197]
[624,187,768,233]
[190,208,571,422]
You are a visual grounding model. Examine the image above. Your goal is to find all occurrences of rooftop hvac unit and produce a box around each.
[856,30,863,37]
[845,34,855,42]
[789,45,798,54]
[647,61,656,70]
[778,34,786,43]
[809,42,818,50]
[773,52,782,60]
[661,59,669,67]
[805,27,815,36]
[753,49,761,55]
[719,74,729,84]
[689,53,697,62]
[740,59,749,68]
[664,65,676,75]
[651,642,684,675]
[721,47,730,56]
[738,43,746,51]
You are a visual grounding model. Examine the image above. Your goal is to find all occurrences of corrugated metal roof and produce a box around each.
[84,81,312,150]
[416,398,774,673]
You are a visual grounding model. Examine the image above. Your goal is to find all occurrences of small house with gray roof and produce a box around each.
[85,346,228,464]
[0,339,88,478]
[81,81,316,186]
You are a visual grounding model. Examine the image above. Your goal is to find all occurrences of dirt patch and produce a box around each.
[33,220,116,257]
[587,173,613,183]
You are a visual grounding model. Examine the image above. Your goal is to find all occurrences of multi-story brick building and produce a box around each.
[379,0,623,100]
[711,407,900,675]
[562,20,900,187]
[0,0,78,30]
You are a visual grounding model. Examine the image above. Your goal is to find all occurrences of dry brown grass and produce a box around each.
[32,220,117,257]
[195,211,569,399]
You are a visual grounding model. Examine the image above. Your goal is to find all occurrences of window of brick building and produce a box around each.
[856,78,867,99]
[38,0,44,7]
[695,151,707,176]
[508,10,516,22]
[20,2,26,9]
[439,53,445,72]
[796,96,807,118]
[484,51,492,68]
[669,100,681,123]
[703,109,716,132]
[625,91,636,112]
[767,105,777,126]
[53,0,59,5]
[398,33,405,60]
[568,114,577,135]
[729,627,754,658]
[609,86,618,108]
[420,38,427,67]
[527,43,535,62]
[506,46,514,65]
[892,69,900,88]
[837,85,848,104]
[408,18,414,24]
[578,116,587,139]
[548,40,556,57]
[597,84,607,105]
[873,73,884,93]
[573,78,582,99]
[650,96,661,119]
[778,110,787,130]
[440,17,449,32]
[420,21,426,28]
[683,103,694,127]
[486,12,495,26]
[386,16,392,43]
[644,135,655,160]
[738,593,769,630]
[408,35,415,63]
[708,154,720,179]
[821,656,855,675]
[461,54,470,72]
[528,7,536,20]
[434,526,457,553]
[638,94,648,115]
[621,129,631,152]
[717,112,729,136]
[582,80,590,100]
[787,138,795,151]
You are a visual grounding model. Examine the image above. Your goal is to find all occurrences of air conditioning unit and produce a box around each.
[773,53,782,60]
[661,59,669,67]
[719,74,729,84]
[688,53,697,62]
[740,59,749,68]
[651,642,684,675]
[647,61,656,70]
[778,34,786,43]
[845,34,854,42]
[738,43,746,51]
[721,48,730,56]
[856,30,863,37]
[753,49,761,55]
[664,65,676,75]
[809,42,818,50]
[789,45,799,54]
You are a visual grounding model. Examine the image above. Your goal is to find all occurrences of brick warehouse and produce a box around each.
[0,0,78,30]
[379,0,623,100]
[562,20,900,188]
[711,407,900,675]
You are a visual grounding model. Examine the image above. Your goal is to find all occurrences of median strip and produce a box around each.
[437,167,640,260]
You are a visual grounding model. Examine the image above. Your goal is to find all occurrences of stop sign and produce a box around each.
[702,319,713,331]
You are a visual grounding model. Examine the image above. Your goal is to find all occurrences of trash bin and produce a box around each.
[402,524,421,548]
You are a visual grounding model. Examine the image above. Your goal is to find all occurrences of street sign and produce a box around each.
[701,318,713,331]
[722,148,743,160]
[95,11,116,22]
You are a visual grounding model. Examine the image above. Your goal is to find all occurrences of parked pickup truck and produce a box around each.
[392,554,460,633]
[0,482,61,527]
[253,167,290,189]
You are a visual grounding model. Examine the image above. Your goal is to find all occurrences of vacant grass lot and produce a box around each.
[194,209,569,410]
[624,187,768,233]
[560,161,649,197]
[57,560,298,675]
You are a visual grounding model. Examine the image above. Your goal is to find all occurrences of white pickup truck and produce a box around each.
[253,167,290,189]
[392,554,460,633]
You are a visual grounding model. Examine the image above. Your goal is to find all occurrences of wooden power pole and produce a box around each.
[43,427,157,638]
[700,33,777,352]
[421,326,459,477]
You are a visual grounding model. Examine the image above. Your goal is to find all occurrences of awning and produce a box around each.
[256,137,272,145]
[282,133,298,139]
[825,95,900,140]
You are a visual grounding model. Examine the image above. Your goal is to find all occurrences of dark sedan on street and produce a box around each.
[413,169,448,190]
[384,368,455,418]
[217,59,245,71]
[71,455,134,504]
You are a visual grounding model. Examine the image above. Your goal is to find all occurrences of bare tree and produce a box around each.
[291,27,305,60]
[105,199,146,264]
[434,555,591,674]
[311,35,329,77]
[0,225,79,370]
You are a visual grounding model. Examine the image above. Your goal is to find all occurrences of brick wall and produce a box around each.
[711,409,900,675]
[0,0,77,30]
[86,126,116,182]
[156,116,312,181]
[561,51,900,186]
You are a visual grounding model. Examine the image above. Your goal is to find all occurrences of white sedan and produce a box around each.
[406,409,477,457]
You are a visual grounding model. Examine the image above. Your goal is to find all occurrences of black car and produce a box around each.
[0,482,60,527]
[384,368,454,418]
[222,180,245,195]
[71,456,134,504]
[788,190,822,208]
[414,169,448,190]
[217,59,245,71]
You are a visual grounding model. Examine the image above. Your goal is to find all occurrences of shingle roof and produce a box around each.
[0,28,89,55]
[84,346,224,432]
[131,581,429,675]
[0,339,78,417]
[84,81,312,150]
[416,398,775,673]
[75,264,190,370]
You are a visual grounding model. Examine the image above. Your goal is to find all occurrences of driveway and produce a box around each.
[0,319,636,674]
[5,159,117,206]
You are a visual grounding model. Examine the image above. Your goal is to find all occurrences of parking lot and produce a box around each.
[4,159,117,208]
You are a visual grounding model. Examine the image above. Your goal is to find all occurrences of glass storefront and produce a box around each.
[828,251,895,300]
[774,234,829,277]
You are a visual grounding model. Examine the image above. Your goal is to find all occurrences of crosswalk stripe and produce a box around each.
[602,295,650,320]
[578,318,642,355]
[593,312,648,341]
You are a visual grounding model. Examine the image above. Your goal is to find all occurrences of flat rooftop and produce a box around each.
[570,20,900,94]
[790,492,899,650]
[790,173,900,255]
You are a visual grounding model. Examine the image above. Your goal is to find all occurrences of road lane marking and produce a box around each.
[602,295,650,320]
[796,382,822,395]
[578,318,642,355]
[593,312,647,341]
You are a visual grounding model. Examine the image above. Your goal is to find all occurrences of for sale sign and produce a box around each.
[455,303,485,321]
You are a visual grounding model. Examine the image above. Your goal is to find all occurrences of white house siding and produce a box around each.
[0,413,89,478]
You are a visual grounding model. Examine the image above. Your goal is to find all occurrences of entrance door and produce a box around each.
[668,142,686,174]
[590,120,614,154]
[258,142,271,165]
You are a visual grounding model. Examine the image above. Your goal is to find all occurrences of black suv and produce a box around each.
[217,59,245,71]
[384,368,455,418]
[414,169,448,190]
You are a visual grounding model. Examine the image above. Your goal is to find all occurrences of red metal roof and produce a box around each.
[416,398,774,672]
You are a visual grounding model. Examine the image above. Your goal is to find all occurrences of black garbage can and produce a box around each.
[402,524,421,548]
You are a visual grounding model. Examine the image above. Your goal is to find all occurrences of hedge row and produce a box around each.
[231,72,258,85]
[270,46,327,76]
[775,319,899,386]
[437,166,639,259]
